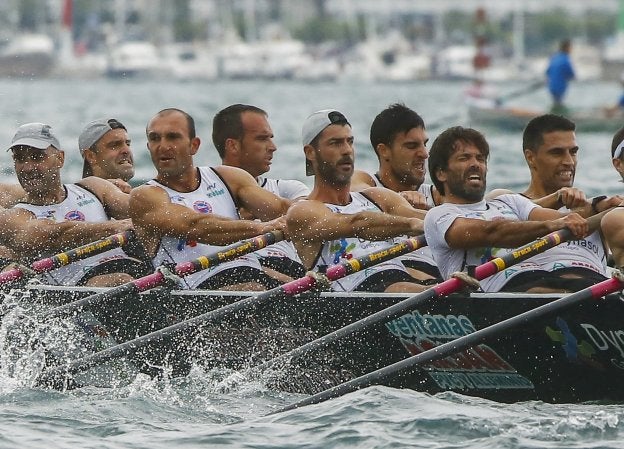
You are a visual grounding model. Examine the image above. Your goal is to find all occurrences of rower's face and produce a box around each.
[310,124,354,186]
[385,126,429,187]
[438,142,487,203]
[146,111,199,179]
[86,128,134,182]
[526,130,577,192]
[12,146,64,194]
[237,112,276,178]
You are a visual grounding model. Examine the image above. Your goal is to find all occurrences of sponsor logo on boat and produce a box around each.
[545,317,604,369]
[386,311,534,391]
[579,322,624,369]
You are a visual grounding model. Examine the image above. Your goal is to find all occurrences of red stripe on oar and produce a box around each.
[282,276,316,296]
[31,258,55,272]
[132,271,166,291]
[173,261,198,278]
[326,264,347,280]
[0,268,23,284]
[591,277,624,298]
[433,277,464,296]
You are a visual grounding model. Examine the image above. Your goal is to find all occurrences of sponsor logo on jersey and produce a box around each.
[193,200,212,214]
[65,210,86,221]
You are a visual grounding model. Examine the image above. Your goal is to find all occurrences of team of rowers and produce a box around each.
[0,103,623,295]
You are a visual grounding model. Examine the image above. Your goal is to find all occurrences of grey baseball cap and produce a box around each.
[8,123,60,151]
[78,118,126,154]
[301,109,350,176]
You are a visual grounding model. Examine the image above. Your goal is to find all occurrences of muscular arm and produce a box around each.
[78,176,131,219]
[0,208,133,258]
[0,183,26,208]
[362,187,427,220]
[213,166,290,220]
[287,199,423,244]
[445,207,588,250]
[129,184,283,251]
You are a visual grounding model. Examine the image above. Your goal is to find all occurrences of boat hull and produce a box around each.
[25,286,624,403]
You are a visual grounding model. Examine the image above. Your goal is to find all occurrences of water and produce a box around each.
[0,77,623,448]
[0,78,621,195]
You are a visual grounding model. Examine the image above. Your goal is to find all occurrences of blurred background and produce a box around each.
[1,0,623,82]
[0,0,622,196]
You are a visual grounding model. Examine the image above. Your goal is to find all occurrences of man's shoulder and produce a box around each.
[286,198,328,222]
[129,182,168,202]
[351,170,376,190]
[260,177,310,199]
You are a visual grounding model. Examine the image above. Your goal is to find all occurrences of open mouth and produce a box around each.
[467,173,482,184]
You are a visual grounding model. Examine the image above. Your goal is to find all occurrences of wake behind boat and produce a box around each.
[8,282,624,404]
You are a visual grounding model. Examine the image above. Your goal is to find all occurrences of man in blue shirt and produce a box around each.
[546,39,575,113]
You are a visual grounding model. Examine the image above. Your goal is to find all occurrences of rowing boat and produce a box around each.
[466,99,624,133]
[13,282,624,403]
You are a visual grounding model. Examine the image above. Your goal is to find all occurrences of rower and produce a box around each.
[78,118,135,193]
[602,126,624,274]
[350,103,441,284]
[4,122,147,287]
[212,103,309,282]
[424,126,589,293]
[129,108,289,291]
[489,114,623,290]
[610,125,624,182]
[287,108,429,293]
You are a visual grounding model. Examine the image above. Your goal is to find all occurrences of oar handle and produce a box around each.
[173,230,285,277]
[476,227,572,280]
[326,235,427,280]
[282,235,427,296]
[0,267,24,284]
[31,230,135,273]
[0,230,136,287]
[42,231,285,320]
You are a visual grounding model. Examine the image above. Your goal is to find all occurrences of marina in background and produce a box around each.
[0,0,623,83]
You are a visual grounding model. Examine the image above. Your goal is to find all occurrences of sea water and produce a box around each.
[0,77,622,448]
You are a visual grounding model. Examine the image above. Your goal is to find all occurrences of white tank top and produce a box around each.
[528,205,607,276]
[256,177,309,263]
[148,167,262,289]
[14,184,128,286]
[369,173,438,272]
[313,192,408,292]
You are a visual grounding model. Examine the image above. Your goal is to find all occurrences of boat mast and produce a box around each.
[512,4,525,70]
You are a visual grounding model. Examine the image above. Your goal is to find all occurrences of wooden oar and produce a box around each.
[253,226,574,375]
[0,230,135,286]
[37,236,427,386]
[43,230,285,320]
[275,275,624,413]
